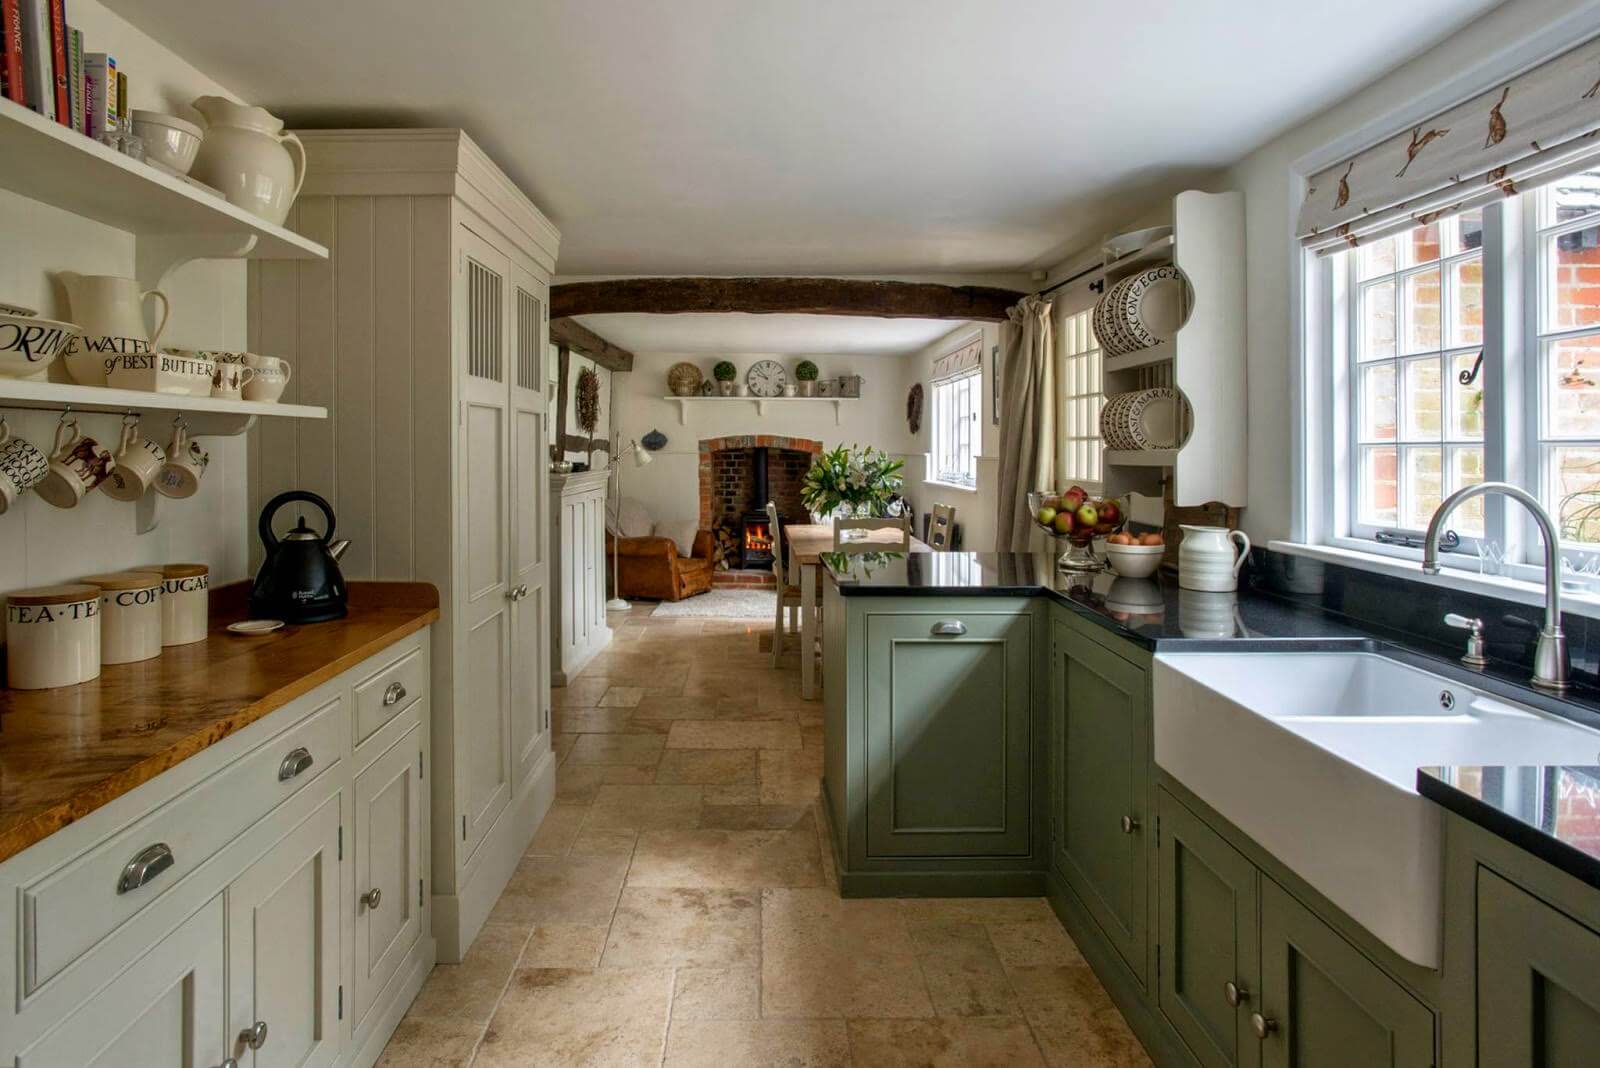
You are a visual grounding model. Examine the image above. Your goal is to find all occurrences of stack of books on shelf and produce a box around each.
[1,0,128,146]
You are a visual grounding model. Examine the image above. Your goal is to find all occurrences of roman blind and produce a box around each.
[931,336,983,382]
[1298,34,1600,253]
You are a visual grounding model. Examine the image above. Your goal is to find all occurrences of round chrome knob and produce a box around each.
[1120,815,1140,834]
[1224,980,1249,1007]
[239,1020,268,1050]
[383,681,407,706]
[1250,1012,1277,1039]
[361,887,382,910]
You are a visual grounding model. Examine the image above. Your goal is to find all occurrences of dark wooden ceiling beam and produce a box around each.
[550,277,1024,323]
[549,316,635,372]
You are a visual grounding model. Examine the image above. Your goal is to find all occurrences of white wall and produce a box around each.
[612,351,917,530]
[547,344,612,465]
[0,0,252,593]
[1224,0,1597,543]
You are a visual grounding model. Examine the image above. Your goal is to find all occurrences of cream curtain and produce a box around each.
[994,295,1054,552]
[1298,33,1600,253]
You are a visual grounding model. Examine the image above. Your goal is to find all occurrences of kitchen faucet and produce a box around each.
[1422,482,1568,692]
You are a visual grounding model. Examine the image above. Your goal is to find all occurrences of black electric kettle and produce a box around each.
[250,491,351,622]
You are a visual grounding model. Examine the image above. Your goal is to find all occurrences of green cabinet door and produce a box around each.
[1157,788,1260,1068]
[863,609,1032,858]
[1478,868,1600,1067]
[1258,879,1434,1068]
[1050,617,1148,976]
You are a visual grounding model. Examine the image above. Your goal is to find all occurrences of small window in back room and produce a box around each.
[931,336,983,487]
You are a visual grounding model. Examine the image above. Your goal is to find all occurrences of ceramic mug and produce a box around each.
[210,362,255,399]
[0,418,48,513]
[36,418,115,508]
[155,422,209,499]
[242,352,291,402]
[101,417,167,501]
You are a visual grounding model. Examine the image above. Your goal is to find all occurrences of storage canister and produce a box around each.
[6,583,101,689]
[160,563,210,646]
[81,570,163,665]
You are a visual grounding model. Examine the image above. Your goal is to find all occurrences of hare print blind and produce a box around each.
[468,257,504,382]
[1299,34,1600,253]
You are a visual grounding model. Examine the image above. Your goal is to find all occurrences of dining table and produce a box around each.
[781,523,932,699]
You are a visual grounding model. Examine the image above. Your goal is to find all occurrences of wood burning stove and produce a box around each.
[740,447,776,569]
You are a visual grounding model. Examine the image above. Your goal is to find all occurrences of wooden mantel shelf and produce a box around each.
[0,581,439,864]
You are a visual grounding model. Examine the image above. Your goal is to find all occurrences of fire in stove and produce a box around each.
[740,514,775,569]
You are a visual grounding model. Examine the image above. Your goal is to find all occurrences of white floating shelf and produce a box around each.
[1103,234,1176,282]
[661,395,850,425]
[0,378,326,437]
[1103,340,1175,374]
[1104,448,1178,467]
[0,98,327,263]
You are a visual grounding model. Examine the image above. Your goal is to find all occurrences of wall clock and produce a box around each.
[746,359,787,398]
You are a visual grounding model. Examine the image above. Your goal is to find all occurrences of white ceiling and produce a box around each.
[109,0,1500,278]
[574,313,965,356]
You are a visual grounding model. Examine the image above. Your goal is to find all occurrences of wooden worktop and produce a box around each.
[0,581,439,865]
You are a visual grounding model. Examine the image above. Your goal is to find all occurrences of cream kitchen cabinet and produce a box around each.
[251,130,559,961]
[550,469,612,684]
[0,627,436,1068]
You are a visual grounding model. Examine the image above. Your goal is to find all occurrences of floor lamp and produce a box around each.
[606,435,652,611]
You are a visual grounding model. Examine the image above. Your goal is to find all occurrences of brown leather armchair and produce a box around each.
[606,530,715,601]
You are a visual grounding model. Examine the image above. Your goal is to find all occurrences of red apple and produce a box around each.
[1062,486,1087,511]
[1097,498,1122,526]
[1052,512,1075,536]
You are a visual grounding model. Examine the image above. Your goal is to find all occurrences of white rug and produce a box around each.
[650,587,777,619]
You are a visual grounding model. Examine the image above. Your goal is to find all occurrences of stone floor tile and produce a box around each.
[405,923,528,1022]
[552,732,578,764]
[517,924,609,969]
[553,763,608,804]
[373,1014,482,1067]
[664,1019,851,1067]
[598,686,645,707]
[667,719,802,750]
[846,1017,1048,1067]
[761,887,934,1019]
[484,853,629,927]
[759,746,825,803]
[654,748,758,785]
[1006,964,1154,1068]
[986,921,1086,969]
[898,897,1055,925]
[551,678,610,708]
[698,803,812,830]
[566,732,668,766]
[526,803,587,856]
[604,764,659,784]
[552,708,636,734]
[670,965,760,1020]
[629,825,823,889]
[908,922,1020,1016]
[586,784,704,831]
[601,886,761,969]
[475,967,673,1068]
[702,782,761,805]
[569,825,638,856]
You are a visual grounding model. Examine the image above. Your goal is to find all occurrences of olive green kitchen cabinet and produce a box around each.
[1257,878,1433,1068]
[1050,614,1150,981]
[1476,869,1600,1066]
[862,608,1034,859]
[1157,788,1260,1068]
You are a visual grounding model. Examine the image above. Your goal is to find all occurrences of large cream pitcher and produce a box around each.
[188,96,307,225]
[56,272,169,387]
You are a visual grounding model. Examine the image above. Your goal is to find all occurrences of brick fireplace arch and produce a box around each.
[697,435,822,531]
[698,436,822,576]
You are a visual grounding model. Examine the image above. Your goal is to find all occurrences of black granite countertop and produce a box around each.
[822,550,1600,888]
[1420,766,1600,891]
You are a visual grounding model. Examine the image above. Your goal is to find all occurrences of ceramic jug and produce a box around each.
[188,96,306,225]
[1177,524,1251,593]
[57,273,169,387]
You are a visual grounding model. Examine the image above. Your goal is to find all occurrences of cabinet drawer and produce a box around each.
[21,695,346,996]
[354,645,425,744]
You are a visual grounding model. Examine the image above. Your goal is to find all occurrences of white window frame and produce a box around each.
[1052,285,1104,489]
[931,367,980,488]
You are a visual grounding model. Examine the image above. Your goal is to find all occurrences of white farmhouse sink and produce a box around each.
[1153,651,1600,968]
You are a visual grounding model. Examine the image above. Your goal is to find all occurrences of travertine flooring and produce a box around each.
[377,607,1152,1067]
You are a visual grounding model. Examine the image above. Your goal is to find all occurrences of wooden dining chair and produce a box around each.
[767,501,803,666]
[833,514,912,553]
[927,503,957,549]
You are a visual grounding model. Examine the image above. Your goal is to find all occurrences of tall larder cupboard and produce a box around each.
[249,129,558,960]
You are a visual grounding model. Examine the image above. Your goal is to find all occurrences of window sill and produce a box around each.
[1268,540,1600,622]
[924,479,980,495]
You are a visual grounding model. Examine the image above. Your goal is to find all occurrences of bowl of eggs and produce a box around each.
[1102,531,1165,579]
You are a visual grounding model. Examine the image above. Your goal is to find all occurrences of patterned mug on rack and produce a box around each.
[0,417,48,513]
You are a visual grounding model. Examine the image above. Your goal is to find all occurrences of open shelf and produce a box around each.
[1103,340,1175,374]
[1104,448,1178,467]
[0,378,326,437]
[661,395,850,425]
[0,98,326,263]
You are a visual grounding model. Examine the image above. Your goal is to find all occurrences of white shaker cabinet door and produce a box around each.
[352,718,425,1029]
[456,225,514,866]
[227,794,343,1068]
[17,895,228,1068]
[510,269,551,789]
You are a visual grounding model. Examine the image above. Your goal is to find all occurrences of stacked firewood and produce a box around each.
[712,526,742,570]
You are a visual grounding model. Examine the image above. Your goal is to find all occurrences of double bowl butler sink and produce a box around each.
[1152,650,1600,967]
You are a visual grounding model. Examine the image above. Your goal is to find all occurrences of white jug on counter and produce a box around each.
[189,96,306,225]
[1178,524,1251,592]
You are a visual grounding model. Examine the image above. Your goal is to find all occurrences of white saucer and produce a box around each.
[228,619,285,635]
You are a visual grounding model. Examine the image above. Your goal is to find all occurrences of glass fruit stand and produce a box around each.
[1027,489,1129,571]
